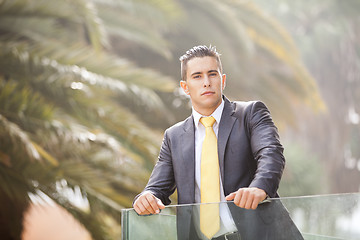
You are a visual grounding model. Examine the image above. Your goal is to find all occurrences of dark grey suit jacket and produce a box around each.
[136,96,303,239]
[140,96,285,204]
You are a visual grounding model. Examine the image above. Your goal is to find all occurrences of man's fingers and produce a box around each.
[133,192,166,215]
[251,198,260,210]
[133,193,153,215]
[146,194,160,214]
[141,196,155,214]
[157,198,165,209]
[231,187,267,209]
[244,192,254,209]
[133,203,141,215]
[233,189,243,206]
[134,200,151,215]
[239,189,249,208]
[225,192,236,201]
[251,192,265,209]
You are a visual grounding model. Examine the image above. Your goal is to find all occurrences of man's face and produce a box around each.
[180,56,226,116]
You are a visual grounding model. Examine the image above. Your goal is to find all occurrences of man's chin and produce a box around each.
[198,101,222,113]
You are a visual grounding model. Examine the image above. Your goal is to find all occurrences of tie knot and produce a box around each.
[200,116,216,128]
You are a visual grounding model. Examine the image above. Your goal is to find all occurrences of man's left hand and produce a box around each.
[225,187,267,210]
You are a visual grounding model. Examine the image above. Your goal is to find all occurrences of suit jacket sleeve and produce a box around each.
[247,101,285,197]
[134,129,176,205]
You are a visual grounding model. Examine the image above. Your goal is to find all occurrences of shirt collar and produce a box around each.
[192,99,224,128]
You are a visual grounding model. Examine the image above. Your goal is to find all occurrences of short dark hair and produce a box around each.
[179,45,222,81]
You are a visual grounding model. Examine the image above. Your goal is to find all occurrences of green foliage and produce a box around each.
[254,0,360,194]
[111,0,326,129]
[0,0,177,239]
[279,142,329,197]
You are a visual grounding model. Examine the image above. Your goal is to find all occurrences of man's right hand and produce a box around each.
[133,191,165,215]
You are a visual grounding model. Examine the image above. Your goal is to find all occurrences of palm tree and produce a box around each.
[0,0,177,239]
[102,0,325,128]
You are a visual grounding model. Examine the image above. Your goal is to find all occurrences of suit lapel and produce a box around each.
[180,116,196,203]
[218,97,236,181]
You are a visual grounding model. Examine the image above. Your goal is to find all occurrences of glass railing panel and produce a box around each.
[281,193,360,240]
[121,193,360,240]
[121,206,177,240]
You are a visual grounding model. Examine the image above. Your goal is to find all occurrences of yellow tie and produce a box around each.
[199,117,220,239]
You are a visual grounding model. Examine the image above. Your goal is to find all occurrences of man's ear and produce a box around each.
[222,74,226,90]
[180,80,190,95]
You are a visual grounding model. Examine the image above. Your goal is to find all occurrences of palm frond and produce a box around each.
[0,41,175,122]
[0,78,53,124]
[0,0,108,50]
[92,0,182,58]
[0,114,40,163]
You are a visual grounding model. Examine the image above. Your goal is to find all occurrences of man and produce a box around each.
[133,45,302,240]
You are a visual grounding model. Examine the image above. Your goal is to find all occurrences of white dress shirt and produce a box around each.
[192,99,237,238]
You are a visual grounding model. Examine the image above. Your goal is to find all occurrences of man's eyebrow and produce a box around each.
[190,71,202,76]
[208,70,218,74]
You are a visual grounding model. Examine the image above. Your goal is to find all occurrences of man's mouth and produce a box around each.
[201,91,215,96]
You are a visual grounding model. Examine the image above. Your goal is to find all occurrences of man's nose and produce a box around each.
[203,75,211,87]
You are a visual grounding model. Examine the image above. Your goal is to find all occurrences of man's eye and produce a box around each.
[209,73,217,77]
[193,75,201,79]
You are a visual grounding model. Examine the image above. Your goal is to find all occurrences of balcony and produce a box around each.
[121,193,360,239]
